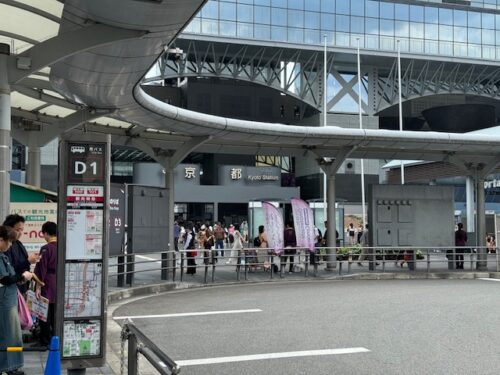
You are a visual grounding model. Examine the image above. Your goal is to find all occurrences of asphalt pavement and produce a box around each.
[112,279,500,375]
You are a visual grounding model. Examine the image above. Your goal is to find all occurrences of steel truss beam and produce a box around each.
[147,39,500,116]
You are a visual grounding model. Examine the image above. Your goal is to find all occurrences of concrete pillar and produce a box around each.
[476,177,487,270]
[325,172,337,271]
[0,45,11,220]
[213,202,219,223]
[466,176,475,232]
[26,145,41,187]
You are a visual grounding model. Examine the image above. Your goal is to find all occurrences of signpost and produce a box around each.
[56,138,110,373]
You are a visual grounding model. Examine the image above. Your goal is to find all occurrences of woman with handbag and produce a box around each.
[0,226,33,375]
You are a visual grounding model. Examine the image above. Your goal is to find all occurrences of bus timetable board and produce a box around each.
[56,139,110,370]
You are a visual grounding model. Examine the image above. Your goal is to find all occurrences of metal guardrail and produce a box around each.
[121,320,180,375]
[108,246,500,287]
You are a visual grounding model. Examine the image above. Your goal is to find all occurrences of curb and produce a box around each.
[107,271,500,304]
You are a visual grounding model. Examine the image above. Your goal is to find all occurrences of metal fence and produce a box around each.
[108,246,500,287]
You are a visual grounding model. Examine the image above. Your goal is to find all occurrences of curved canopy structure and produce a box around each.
[2,0,500,167]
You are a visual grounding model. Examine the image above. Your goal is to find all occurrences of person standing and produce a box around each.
[213,222,225,260]
[3,215,39,294]
[282,222,297,273]
[184,222,197,275]
[34,222,57,347]
[0,225,33,375]
[455,223,467,270]
[173,221,180,252]
[347,223,357,246]
[357,224,369,266]
[231,225,244,269]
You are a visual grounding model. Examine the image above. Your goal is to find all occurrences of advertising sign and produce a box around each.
[109,184,125,256]
[10,203,57,252]
[291,198,315,251]
[262,201,284,255]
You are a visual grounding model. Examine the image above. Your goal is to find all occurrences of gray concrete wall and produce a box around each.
[369,185,454,248]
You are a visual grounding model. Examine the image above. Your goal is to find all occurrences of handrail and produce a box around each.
[122,320,180,375]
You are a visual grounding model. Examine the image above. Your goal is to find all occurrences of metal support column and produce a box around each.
[0,44,10,220]
[163,167,174,280]
[26,145,41,187]
[326,172,337,271]
[476,177,487,270]
[466,176,475,232]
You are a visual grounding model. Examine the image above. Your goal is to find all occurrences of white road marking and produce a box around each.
[136,255,161,264]
[478,278,500,282]
[176,348,370,367]
[114,309,262,320]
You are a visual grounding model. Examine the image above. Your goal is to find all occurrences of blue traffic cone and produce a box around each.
[44,336,62,375]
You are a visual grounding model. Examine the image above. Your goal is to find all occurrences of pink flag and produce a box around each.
[262,202,284,255]
[291,198,315,252]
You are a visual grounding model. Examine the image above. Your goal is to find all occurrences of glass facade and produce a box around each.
[184,0,500,60]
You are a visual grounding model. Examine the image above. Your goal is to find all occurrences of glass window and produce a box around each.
[320,0,334,13]
[395,21,409,38]
[288,10,304,28]
[410,22,424,39]
[425,7,438,24]
[271,7,287,26]
[365,18,379,35]
[496,14,500,30]
[255,6,270,24]
[201,19,218,34]
[410,38,424,53]
[440,41,453,56]
[255,24,271,39]
[305,12,320,29]
[365,34,379,49]
[380,2,394,19]
[271,0,287,8]
[453,10,467,27]
[271,26,287,41]
[219,21,237,37]
[439,25,453,41]
[483,13,495,29]
[202,1,218,19]
[336,15,350,32]
[468,28,481,44]
[288,28,304,43]
[351,16,364,34]
[454,26,467,42]
[255,0,271,5]
[351,0,365,16]
[439,8,453,25]
[289,0,304,10]
[237,22,253,38]
[395,4,409,21]
[454,42,468,57]
[468,11,481,28]
[305,29,320,43]
[321,13,334,31]
[409,5,423,23]
[185,18,201,33]
[238,0,252,4]
[468,44,481,58]
[366,1,378,18]
[305,0,320,12]
[483,28,495,44]
[425,23,438,40]
[220,3,236,21]
[237,4,253,23]
[336,0,350,15]
[380,19,394,36]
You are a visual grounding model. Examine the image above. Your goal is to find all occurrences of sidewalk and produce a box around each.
[22,350,115,374]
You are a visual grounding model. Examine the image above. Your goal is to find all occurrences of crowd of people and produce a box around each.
[0,214,57,375]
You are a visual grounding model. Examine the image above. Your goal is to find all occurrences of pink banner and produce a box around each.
[291,198,315,252]
[262,202,284,255]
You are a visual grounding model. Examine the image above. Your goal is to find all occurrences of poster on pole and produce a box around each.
[63,320,101,357]
[66,186,104,260]
[291,198,315,251]
[64,262,102,318]
[262,201,284,255]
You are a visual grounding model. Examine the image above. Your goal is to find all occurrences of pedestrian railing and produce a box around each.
[120,320,179,375]
[108,246,500,287]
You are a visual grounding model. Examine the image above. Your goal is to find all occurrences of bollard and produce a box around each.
[45,336,62,375]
